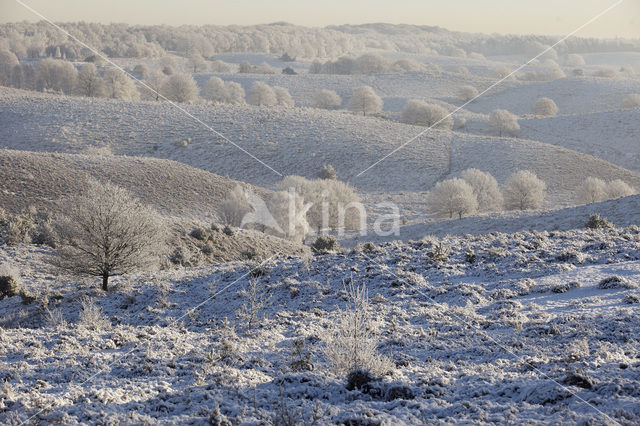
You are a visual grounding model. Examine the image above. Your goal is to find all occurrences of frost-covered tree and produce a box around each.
[238,61,252,74]
[0,48,19,86]
[162,72,199,103]
[53,180,165,292]
[349,86,383,116]
[428,178,478,219]
[606,179,636,199]
[75,63,104,97]
[594,67,617,78]
[224,81,245,104]
[313,89,342,109]
[487,109,520,137]
[461,168,503,212]
[187,53,206,73]
[202,76,228,102]
[503,170,546,210]
[209,60,232,73]
[139,71,167,101]
[621,94,640,109]
[576,177,607,204]
[564,53,585,67]
[217,185,251,227]
[458,85,478,102]
[247,81,277,106]
[532,97,558,116]
[354,53,391,74]
[493,65,515,81]
[401,100,452,129]
[103,68,139,101]
[273,86,294,106]
[36,58,77,94]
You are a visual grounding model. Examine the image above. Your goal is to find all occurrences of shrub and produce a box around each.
[161,73,199,103]
[273,86,294,107]
[594,67,617,78]
[532,97,558,116]
[0,263,20,299]
[312,236,339,253]
[313,89,342,109]
[621,94,640,109]
[78,296,110,330]
[217,186,251,227]
[349,86,383,116]
[401,100,452,129]
[486,109,520,137]
[428,178,478,219]
[458,85,479,102]
[247,81,277,106]
[576,177,607,204]
[222,225,235,236]
[503,170,546,210]
[190,227,208,241]
[586,214,613,230]
[606,179,636,199]
[598,276,637,289]
[461,168,503,212]
[317,165,338,180]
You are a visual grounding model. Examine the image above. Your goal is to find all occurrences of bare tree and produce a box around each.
[461,168,503,212]
[52,180,165,291]
[428,178,478,219]
[75,63,103,97]
[313,89,342,109]
[349,86,382,116]
[486,109,520,137]
[162,72,199,103]
[503,170,546,210]
[532,97,558,116]
[576,177,607,204]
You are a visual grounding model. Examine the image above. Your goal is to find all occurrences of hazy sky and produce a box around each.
[1,0,638,38]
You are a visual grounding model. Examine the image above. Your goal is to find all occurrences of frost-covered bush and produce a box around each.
[349,86,383,116]
[0,48,19,86]
[564,53,585,67]
[161,73,199,103]
[461,168,503,212]
[322,281,393,375]
[216,185,251,227]
[187,53,206,73]
[313,89,342,109]
[247,81,277,106]
[493,65,515,81]
[0,263,20,299]
[401,100,452,129]
[139,71,167,101]
[354,53,392,74]
[621,94,640,109]
[236,279,271,330]
[53,180,166,291]
[132,64,149,78]
[606,179,636,199]
[75,63,104,97]
[585,214,613,230]
[202,77,245,104]
[428,178,478,219]
[209,60,232,73]
[594,67,617,78]
[486,109,520,137]
[598,276,637,289]
[103,68,139,101]
[312,236,339,253]
[317,164,338,180]
[503,170,546,210]
[458,85,478,102]
[273,86,294,107]
[576,177,607,204]
[36,58,77,94]
[391,59,422,72]
[521,66,565,82]
[78,296,110,330]
[532,97,558,116]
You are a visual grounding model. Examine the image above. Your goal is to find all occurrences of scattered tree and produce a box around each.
[428,178,478,219]
[162,72,199,103]
[217,185,251,227]
[349,86,383,116]
[313,89,342,109]
[247,81,277,106]
[503,170,546,210]
[458,85,479,102]
[36,58,77,94]
[576,177,607,204]
[224,81,245,104]
[487,109,520,137]
[606,179,636,199]
[187,53,206,73]
[273,86,294,106]
[401,100,452,129]
[202,76,228,102]
[0,49,19,86]
[52,180,165,291]
[461,168,503,212]
[139,71,167,101]
[75,63,104,97]
[103,68,139,101]
[532,97,558,116]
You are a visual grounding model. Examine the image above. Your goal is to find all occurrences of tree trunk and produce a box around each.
[102,273,109,291]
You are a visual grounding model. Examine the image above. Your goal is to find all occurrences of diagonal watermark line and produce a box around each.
[12,0,283,178]
[355,250,621,425]
[19,253,285,425]
[354,0,625,179]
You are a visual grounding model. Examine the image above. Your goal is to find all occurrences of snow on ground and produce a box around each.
[1,225,639,424]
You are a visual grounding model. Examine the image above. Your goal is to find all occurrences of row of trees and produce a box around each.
[428,169,546,219]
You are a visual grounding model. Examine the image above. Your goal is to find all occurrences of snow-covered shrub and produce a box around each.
[493,65,515,81]
[187,53,206,73]
[0,48,19,86]
[532,97,558,116]
[606,179,636,199]
[354,53,392,74]
[277,175,363,232]
[36,58,77,94]
[202,76,227,102]
[461,168,503,212]
[162,73,199,103]
[503,170,546,210]
[103,68,139,101]
[349,86,383,116]
[621,94,640,109]
[624,293,640,304]
[209,60,232,73]
[247,81,277,106]
[236,279,271,330]
[312,236,339,253]
[264,190,310,242]
[585,214,613,230]
[486,109,520,137]
[224,81,246,104]
[322,281,393,375]
[53,180,165,291]
[273,86,294,107]
[428,178,478,219]
[401,100,453,129]
[78,296,110,330]
[564,53,585,67]
[216,186,251,227]
[391,59,422,72]
[0,263,20,299]
[594,67,617,78]
[576,177,607,204]
[313,89,342,109]
[598,276,637,289]
[317,165,338,181]
[458,85,478,102]
[139,71,167,101]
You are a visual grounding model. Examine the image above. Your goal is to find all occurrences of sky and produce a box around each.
[1,0,638,38]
